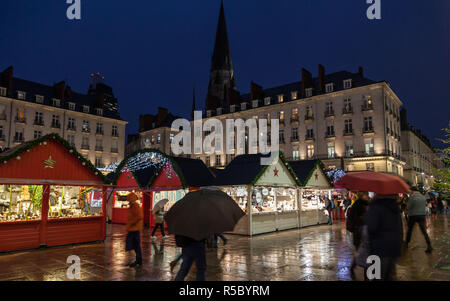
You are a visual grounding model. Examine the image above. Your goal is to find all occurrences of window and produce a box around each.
[157,134,161,144]
[230,105,236,113]
[240,103,247,110]
[35,95,44,104]
[293,150,299,160]
[95,139,103,151]
[305,106,313,119]
[364,117,373,132]
[363,96,373,110]
[14,129,24,142]
[83,105,90,113]
[343,79,352,89]
[111,140,118,153]
[325,102,334,116]
[327,142,335,158]
[345,141,354,157]
[291,108,298,121]
[343,98,352,113]
[95,157,103,168]
[252,100,258,108]
[52,98,60,107]
[34,112,43,125]
[216,108,222,115]
[67,134,75,146]
[278,111,284,123]
[82,120,90,132]
[366,163,375,171]
[0,87,6,97]
[325,83,334,93]
[291,127,299,141]
[278,95,284,103]
[95,108,103,116]
[169,133,174,143]
[305,88,313,97]
[82,136,89,149]
[34,130,42,139]
[96,123,103,135]
[326,124,335,137]
[68,102,76,110]
[307,144,315,159]
[205,156,210,166]
[264,97,271,105]
[16,108,25,122]
[215,155,221,166]
[206,110,212,117]
[306,128,314,139]
[17,91,26,100]
[112,125,118,137]
[68,118,75,130]
[291,91,298,100]
[279,130,285,144]
[344,119,353,134]
[364,138,374,155]
[51,115,60,128]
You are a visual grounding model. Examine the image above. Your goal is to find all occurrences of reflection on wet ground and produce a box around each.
[0,215,449,281]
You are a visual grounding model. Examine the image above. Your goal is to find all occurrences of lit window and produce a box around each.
[307,144,315,159]
[52,98,60,107]
[305,88,313,97]
[345,141,354,157]
[291,91,298,100]
[325,83,334,93]
[364,138,374,155]
[327,142,335,158]
[17,91,26,100]
[292,150,299,160]
[278,95,284,103]
[264,97,271,105]
[252,100,259,108]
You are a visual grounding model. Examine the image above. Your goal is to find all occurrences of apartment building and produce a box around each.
[0,67,127,168]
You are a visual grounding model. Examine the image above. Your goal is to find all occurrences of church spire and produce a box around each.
[206,0,237,111]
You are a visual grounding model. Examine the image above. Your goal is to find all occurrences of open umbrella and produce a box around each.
[335,171,409,194]
[164,187,245,241]
[153,198,169,212]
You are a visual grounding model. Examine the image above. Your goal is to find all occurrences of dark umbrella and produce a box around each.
[164,187,245,241]
[335,171,409,194]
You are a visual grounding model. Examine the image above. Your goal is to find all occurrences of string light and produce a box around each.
[327,169,346,182]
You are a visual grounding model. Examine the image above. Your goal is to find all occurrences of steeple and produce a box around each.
[206,0,237,111]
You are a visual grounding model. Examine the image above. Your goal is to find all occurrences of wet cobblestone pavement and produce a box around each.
[0,215,449,281]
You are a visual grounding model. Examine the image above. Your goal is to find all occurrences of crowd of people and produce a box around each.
[343,187,447,281]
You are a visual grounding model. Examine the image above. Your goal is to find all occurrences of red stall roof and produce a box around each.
[0,134,106,186]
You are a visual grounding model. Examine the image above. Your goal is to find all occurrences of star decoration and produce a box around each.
[43,156,56,169]
[273,168,279,176]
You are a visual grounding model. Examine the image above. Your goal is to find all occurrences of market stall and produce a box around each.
[0,134,107,253]
[289,160,334,227]
[215,153,301,235]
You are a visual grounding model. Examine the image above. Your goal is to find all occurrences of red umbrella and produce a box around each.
[335,171,410,194]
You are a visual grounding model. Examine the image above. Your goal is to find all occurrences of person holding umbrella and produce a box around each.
[125,192,143,268]
[165,187,245,281]
[151,198,169,240]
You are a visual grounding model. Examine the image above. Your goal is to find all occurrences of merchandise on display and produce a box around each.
[0,185,43,222]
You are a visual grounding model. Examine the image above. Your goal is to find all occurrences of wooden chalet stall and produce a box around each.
[214,153,301,236]
[289,160,334,227]
[0,134,107,253]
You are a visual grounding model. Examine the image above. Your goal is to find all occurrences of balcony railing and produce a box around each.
[15,117,26,124]
[82,127,91,133]
[95,146,103,152]
[0,135,5,141]
[362,104,374,111]
[342,107,353,115]
[67,125,76,131]
[305,115,314,121]
[34,119,44,126]
[325,131,335,138]
[291,136,299,142]
[14,137,24,143]
[343,129,353,136]
[111,148,119,153]
[305,135,314,141]
[81,144,90,150]
[290,116,299,123]
[324,110,334,117]
[51,122,61,129]
[363,127,374,133]
[96,130,104,135]
[112,132,119,137]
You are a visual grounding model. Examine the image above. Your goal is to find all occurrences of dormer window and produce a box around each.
[216,108,223,115]
[252,100,259,108]
[83,105,90,113]
[95,108,103,116]
[17,91,26,100]
[241,102,247,110]
[230,105,236,113]
[52,98,60,107]
[35,95,44,104]
[291,91,298,100]
[305,88,313,97]
[206,110,212,118]
[325,83,334,93]
[278,95,284,103]
[264,97,271,106]
[344,79,352,89]
[0,87,6,97]
[68,102,75,110]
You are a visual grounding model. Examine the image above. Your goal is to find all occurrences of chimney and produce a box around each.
[227,87,241,106]
[53,81,65,101]
[400,108,408,130]
[250,81,263,101]
[1,66,13,92]
[139,114,155,132]
[156,107,168,126]
[318,64,325,93]
[358,66,364,77]
[301,68,312,97]
[206,94,221,111]
[64,85,72,99]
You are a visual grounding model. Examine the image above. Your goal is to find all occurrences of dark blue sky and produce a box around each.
[1,0,449,147]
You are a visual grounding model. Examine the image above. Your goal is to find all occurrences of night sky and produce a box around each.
[1,0,449,147]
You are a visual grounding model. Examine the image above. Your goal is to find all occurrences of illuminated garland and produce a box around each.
[327,169,346,183]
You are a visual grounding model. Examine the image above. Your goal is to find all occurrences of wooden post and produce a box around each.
[101,186,107,240]
[40,184,50,246]
[142,191,150,227]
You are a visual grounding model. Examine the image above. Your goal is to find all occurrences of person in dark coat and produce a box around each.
[364,194,403,281]
[174,235,207,281]
[406,187,432,253]
[324,196,333,225]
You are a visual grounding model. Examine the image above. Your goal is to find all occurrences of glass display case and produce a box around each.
[114,190,142,208]
[301,189,329,211]
[48,186,103,219]
[222,186,248,213]
[152,189,188,212]
[0,185,43,222]
[251,187,297,214]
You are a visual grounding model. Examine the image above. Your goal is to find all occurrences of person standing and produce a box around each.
[365,194,403,281]
[347,191,370,279]
[151,207,169,240]
[174,235,207,281]
[125,193,143,268]
[406,187,433,253]
[325,196,333,225]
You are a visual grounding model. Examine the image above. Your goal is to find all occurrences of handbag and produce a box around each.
[355,225,370,268]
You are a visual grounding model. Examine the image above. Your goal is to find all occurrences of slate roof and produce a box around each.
[288,160,332,187]
[170,156,215,187]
